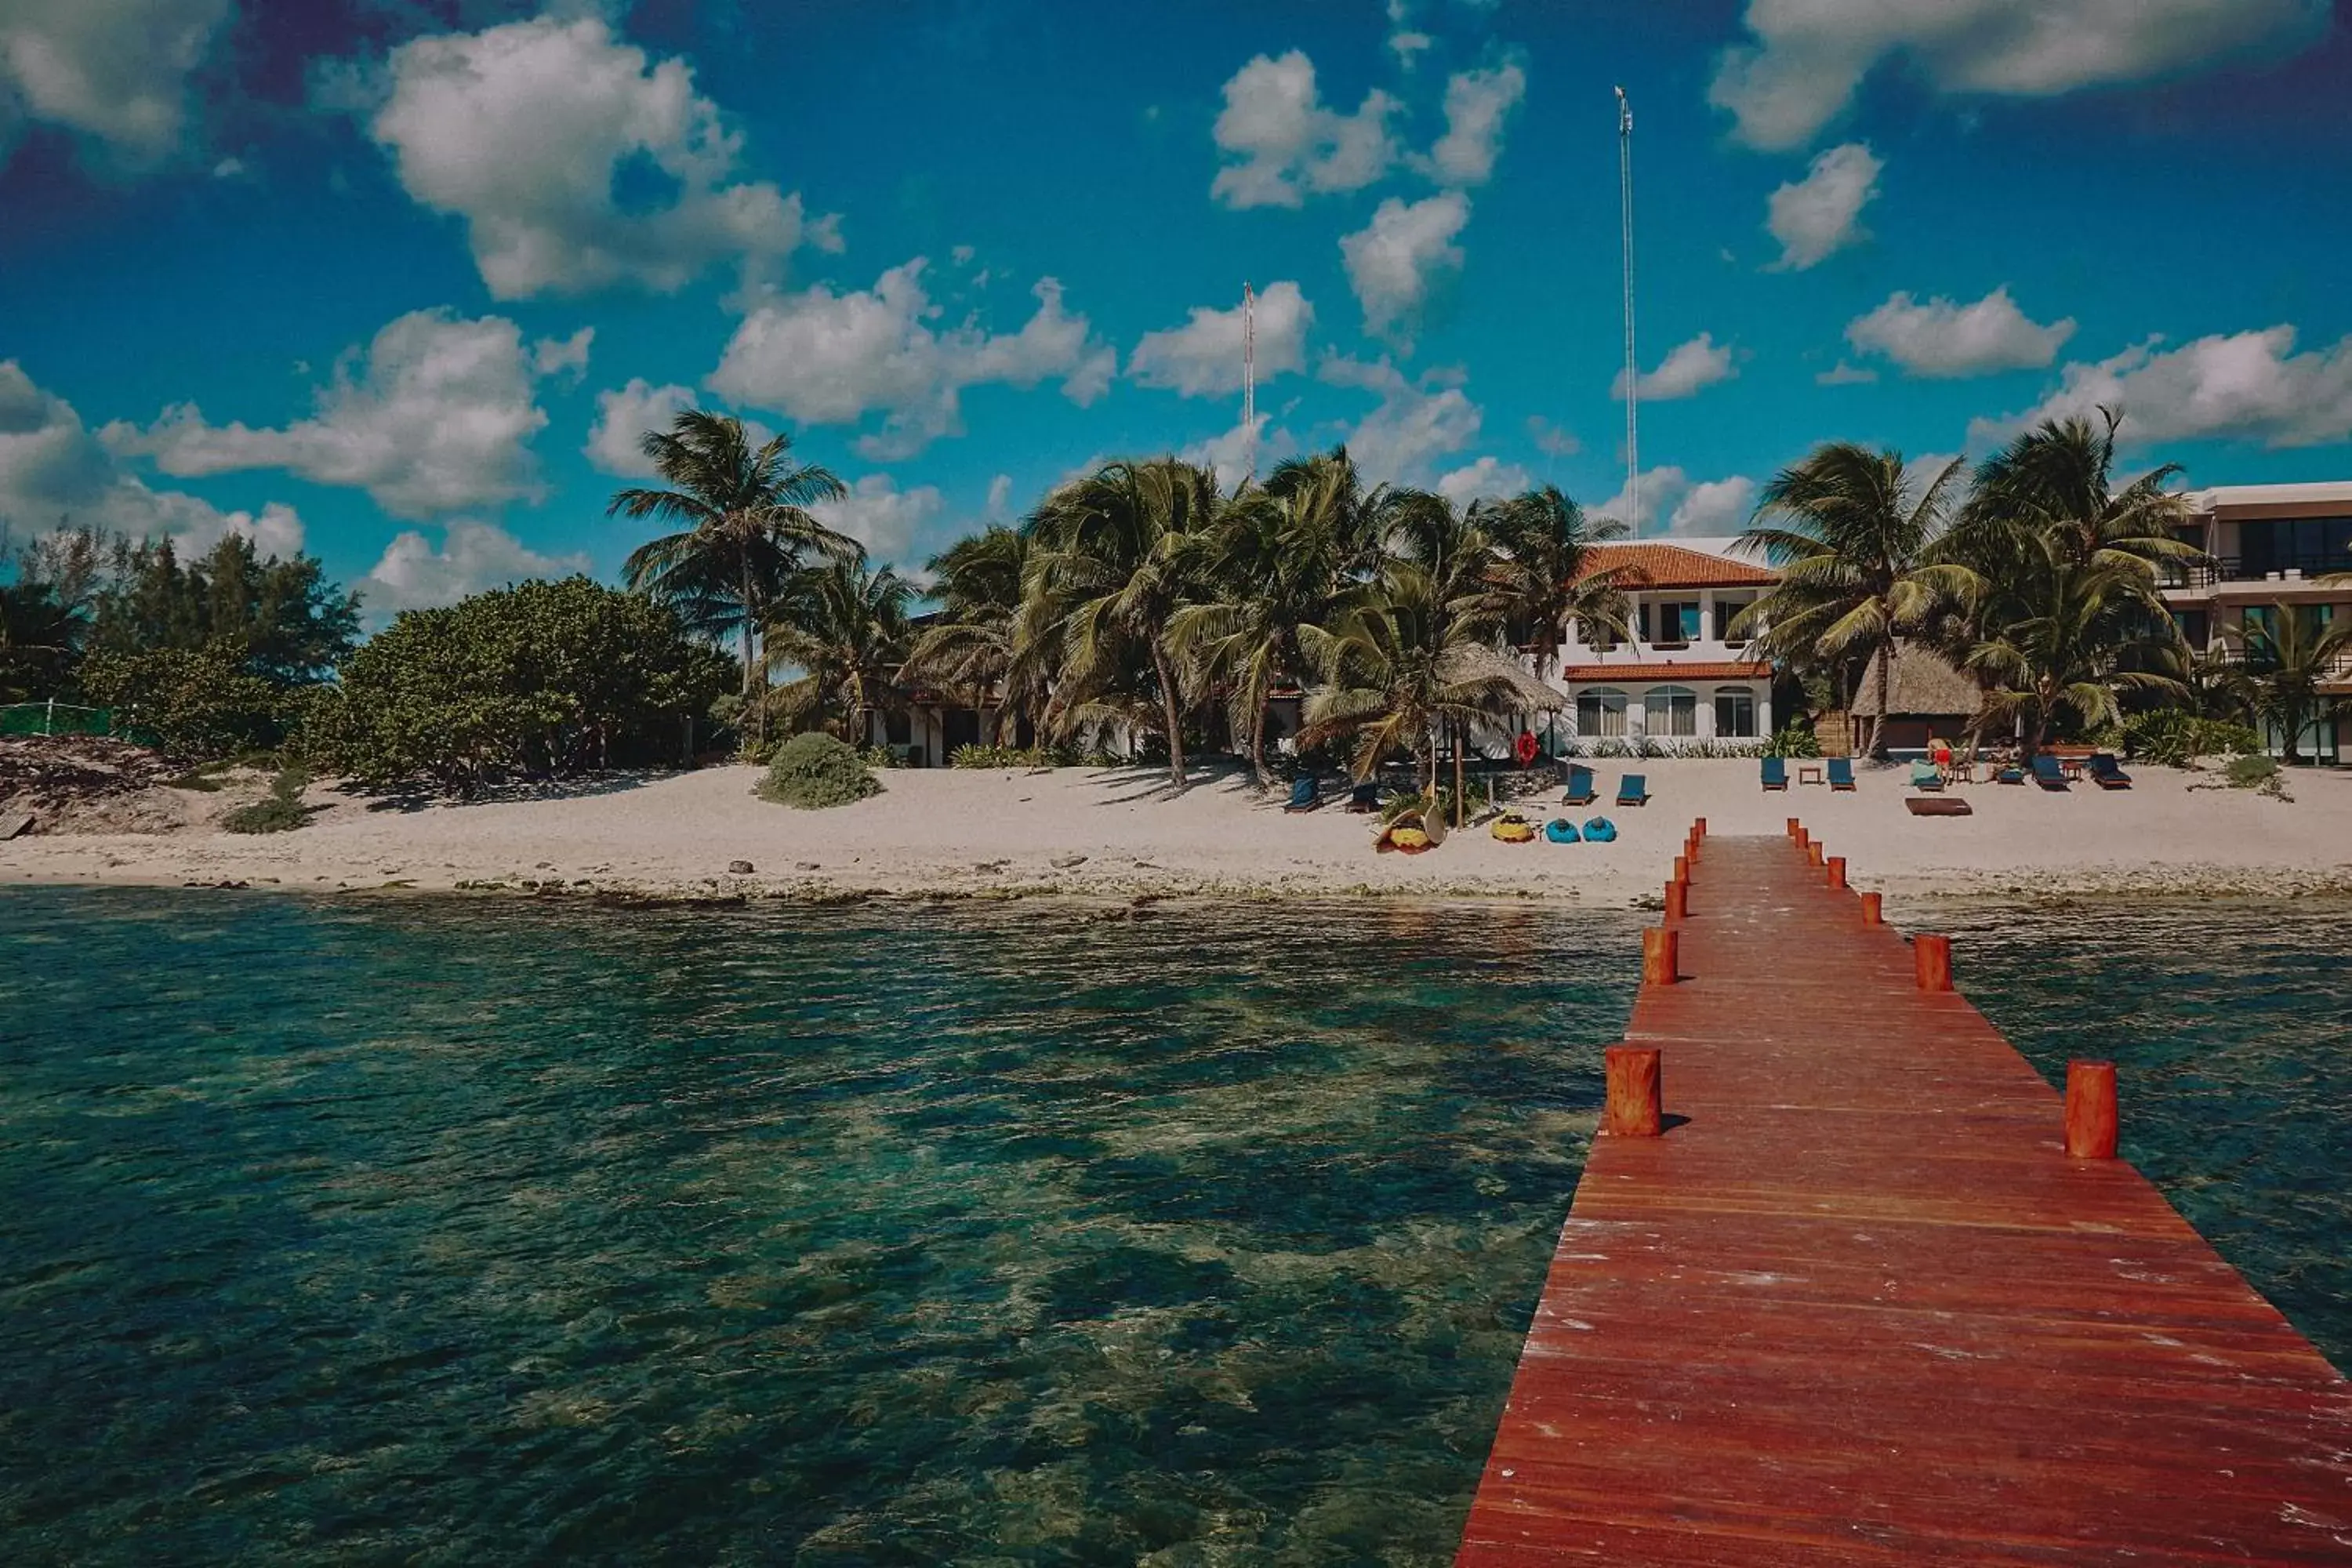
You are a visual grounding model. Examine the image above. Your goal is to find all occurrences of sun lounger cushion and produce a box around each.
[1760,756,1788,791]
[1562,765,1595,805]
[1615,774,1648,806]
[2089,753,2132,789]
[2031,754,2067,790]
[1828,757,1856,790]
[1283,776,1320,811]
[1908,760,1942,791]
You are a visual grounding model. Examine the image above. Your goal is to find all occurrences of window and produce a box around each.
[2173,609,2209,649]
[1644,684,1697,737]
[1714,688,1757,739]
[1634,601,1650,643]
[1715,598,1752,643]
[1577,688,1628,738]
[1653,601,1699,645]
[884,709,912,745]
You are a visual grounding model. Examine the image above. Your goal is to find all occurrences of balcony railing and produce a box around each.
[2163,554,2352,589]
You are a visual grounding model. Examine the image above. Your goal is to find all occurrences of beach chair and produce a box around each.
[1561,764,1596,806]
[2089,753,2132,790]
[1282,775,1321,812]
[2031,753,2068,791]
[1828,757,1857,792]
[1760,756,1788,792]
[1343,780,1381,812]
[1996,764,2026,785]
[1908,760,1943,792]
[1615,773,1649,808]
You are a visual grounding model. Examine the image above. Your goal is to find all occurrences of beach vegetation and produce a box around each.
[765,559,915,746]
[612,411,858,750]
[946,742,1123,769]
[2227,602,2350,766]
[220,764,311,833]
[303,577,727,793]
[2225,753,2282,791]
[77,641,292,758]
[904,527,1047,747]
[1763,720,1822,758]
[759,731,881,808]
[2122,711,2261,767]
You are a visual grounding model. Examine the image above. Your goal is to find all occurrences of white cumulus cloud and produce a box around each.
[1421,61,1526,187]
[1613,332,1737,401]
[1128,281,1312,397]
[1436,456,1531,510]
[0,0,230,166]
[1595,466,1756,536]
[356,14,839,299]
[1766,142,1881,270]
[0,360,305,557]
[810,474,944,564]
[1711,0,2330,151]
[1341,191,1470,351]
[708,259,1115,461]
[1178,414,1298,492]
[583,379,698,477]
[1323,354,1480,487]
[363,519,592,614]
[1209,49,1400,209]
[1970,326,2352,451]
[113,308,560,518]
[1846,287,2076,378]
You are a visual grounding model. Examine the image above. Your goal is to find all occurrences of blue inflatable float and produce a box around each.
[1543,818,1578,843]
[1581,816,1617,843]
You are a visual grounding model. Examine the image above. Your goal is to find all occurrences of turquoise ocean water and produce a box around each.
[1,888,2345,1565]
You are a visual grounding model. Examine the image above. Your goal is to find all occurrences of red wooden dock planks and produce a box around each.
[1457,833,2352,1565]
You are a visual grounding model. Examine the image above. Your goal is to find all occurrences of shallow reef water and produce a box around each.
[0,887,2344,1564]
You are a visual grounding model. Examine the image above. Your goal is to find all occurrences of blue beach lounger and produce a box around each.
[2089,753,2132,789]
[1828,757,1856,791]
[2032,753,2068,791]
[1562,764,1596,806]
[1345,781,1381,812]
[1283,775,1321,811]
[1760,756,1788,791]
[1909,760,1943,792]
[1616,773,1649,807]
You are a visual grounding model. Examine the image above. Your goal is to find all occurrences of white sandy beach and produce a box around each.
[5,757,2350,907]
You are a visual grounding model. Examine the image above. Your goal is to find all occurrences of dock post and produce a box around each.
[2065,1061,2119,1159]
[1691,817,1705,842]
[1826,855,1846,891]
[1807,840,1825,867]
[1641,927,1679,986]
[1663,880,1687,921]
[1915,933,1954,992]
[1860,891,1882,924]
[1672,855,1688,884]
[1786,817,1800,840]
[1602,1045,1663,1137]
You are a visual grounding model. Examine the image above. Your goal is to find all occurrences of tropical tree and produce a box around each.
[611,411,855,741]
[767,558,916,746]
[1958,535,2187,753]
[1735,444,1973,757]
[1022,458,1220,789]
[1954,408,2202,583]
[902,525,1046,744]
[1462,485,1636,681]
[2227,602,2351,764]
[1298,566,1563,815]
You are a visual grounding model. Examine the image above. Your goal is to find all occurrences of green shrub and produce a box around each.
[949,742,1122,768]
[1764,720,1822,759]
[78,641,291,759]
[221,764,312,833]
[761,733,880,808]
[2122,710,2262,766]
[2224,753,2280,790]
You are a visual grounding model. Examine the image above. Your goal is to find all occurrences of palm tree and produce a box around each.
[2227,602,2351,764]
[901,525,1044,744]
[1735,444,1974,757]
[1022,458,1219,790]
[1955,408,2203,584]
[1462,488,1636,748]
[1298,565,1563,806]
[611,410,855,742]
[1165,485,1345,785]
[1960,534,2188,753]
[767,559,915,745]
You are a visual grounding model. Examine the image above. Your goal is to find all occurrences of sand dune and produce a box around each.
[6,757,2350,909]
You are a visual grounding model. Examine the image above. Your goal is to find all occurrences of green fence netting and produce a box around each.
[0,702,162,748]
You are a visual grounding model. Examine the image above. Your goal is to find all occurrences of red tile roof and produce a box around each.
[1559,661,1771,681]
[1575,543,1778,590]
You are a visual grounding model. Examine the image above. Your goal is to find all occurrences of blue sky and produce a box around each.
[3,0,2349,614]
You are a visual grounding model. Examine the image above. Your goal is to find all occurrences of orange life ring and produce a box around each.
[1513,730,1539,768]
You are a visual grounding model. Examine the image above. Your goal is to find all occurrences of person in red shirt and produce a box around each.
[1929,734,1954,781]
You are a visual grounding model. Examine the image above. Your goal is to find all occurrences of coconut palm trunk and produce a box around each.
[1868,642,1891,758]
[1149,644,1188,789]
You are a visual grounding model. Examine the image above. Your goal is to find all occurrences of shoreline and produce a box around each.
[6,757,2350,911]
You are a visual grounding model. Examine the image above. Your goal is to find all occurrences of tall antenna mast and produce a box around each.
[1615,86,1639,537]
[1241,281,1258,484]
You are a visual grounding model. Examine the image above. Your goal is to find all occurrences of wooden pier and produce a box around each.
[1457,824,2352,1564]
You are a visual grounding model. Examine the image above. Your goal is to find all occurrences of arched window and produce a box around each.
[1644,684,1697,738]
[1714,687,1758,739]
[1577,688,1628,738]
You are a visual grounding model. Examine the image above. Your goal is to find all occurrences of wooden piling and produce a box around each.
[1859,891,1882,924]
[1664,880,1688,921]
[2065,1060,2119,1159]
[1602,1044,1662,1138]
[1672,855,1688,884]
[1691,817,1706,841]
[1915,933,1954,992]
[1825,855,1846,891]
[1786,817,1800,840]
[1807,840,1825,867]
[1641,926,1679,987]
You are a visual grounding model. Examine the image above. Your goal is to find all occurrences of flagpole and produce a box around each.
[1616,86,1639,538]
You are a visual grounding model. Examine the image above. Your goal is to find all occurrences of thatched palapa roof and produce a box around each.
[1849,641,1982,718]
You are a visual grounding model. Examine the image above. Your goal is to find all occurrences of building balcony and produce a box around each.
[2161,554,2352,590]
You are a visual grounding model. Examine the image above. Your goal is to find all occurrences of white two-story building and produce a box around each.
[1544,539,1780,749]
